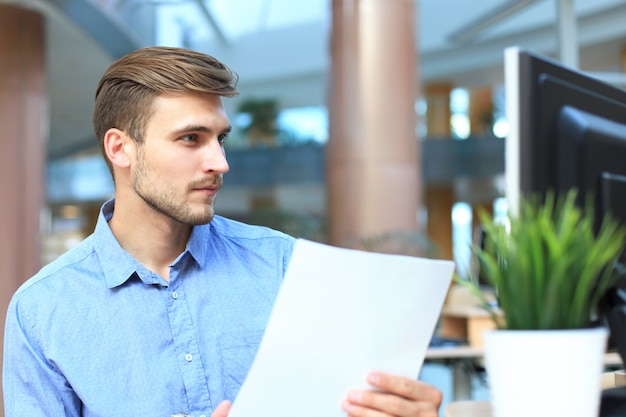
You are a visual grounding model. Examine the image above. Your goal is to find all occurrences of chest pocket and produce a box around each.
[218,330,264,401]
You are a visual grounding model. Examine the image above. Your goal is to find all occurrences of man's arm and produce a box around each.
[341,372,442,417]
[3,297,81,416]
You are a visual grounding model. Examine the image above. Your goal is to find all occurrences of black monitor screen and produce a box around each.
[505,47,626,217]
[504,47,626,366]
[556,105,626,230]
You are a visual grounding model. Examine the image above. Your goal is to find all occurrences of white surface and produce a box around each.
[485,327,609,417]
[504,46,522,218]
[229,239,455,417]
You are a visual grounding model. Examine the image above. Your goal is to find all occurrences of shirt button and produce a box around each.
[171,291,179,299]
[185,354,193,362]
[199,415,207,417]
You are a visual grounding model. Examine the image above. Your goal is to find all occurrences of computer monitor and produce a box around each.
[504,47,626,366]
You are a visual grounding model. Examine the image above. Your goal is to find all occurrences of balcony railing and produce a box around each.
[47,138,504,203]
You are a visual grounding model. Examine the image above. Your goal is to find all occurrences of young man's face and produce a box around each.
[130,92,231,225]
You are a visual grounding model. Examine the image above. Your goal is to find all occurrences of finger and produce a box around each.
[211,400,232,417]
[346,387,443,417]
[343,390,411,417]
[368,372,442,406]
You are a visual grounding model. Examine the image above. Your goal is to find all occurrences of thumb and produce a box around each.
[211,400,232,417]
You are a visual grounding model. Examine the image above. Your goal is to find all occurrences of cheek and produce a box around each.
[139,146,200,180]
[142,149,180,173]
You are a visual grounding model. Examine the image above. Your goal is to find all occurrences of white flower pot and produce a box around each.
[484,327,609,417]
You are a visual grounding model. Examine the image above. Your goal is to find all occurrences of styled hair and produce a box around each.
[92,46,239,174]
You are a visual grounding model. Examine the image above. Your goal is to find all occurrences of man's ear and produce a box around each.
[103,128,133,169]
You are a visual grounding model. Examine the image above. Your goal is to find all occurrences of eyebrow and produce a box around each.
[172,124,232,136]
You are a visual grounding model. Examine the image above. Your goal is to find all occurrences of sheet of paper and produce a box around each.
[228,239,455,417]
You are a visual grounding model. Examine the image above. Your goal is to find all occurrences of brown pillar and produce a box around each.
[425,184,454,259]
[468,87,495,233]
[468,86,494,137]
[424,83,454,260]
[425,83,453,138]
[327,0,421,248]
[0,6,46,413]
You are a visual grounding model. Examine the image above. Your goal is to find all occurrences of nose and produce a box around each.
[200,139,230,174]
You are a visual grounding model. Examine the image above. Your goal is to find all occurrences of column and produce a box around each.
[0,7,46,414]
[327,0,421,248]
[424,82,454,260]
[468,87,494,137]
[468,87,495,233]
[425,83,452,139]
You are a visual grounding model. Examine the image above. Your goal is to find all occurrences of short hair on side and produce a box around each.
[92,46,239,175]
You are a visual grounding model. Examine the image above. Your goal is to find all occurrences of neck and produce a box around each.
[108,197,192,281]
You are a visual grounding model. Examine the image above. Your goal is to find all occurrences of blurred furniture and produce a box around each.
[439,284,497,348]
[431,286,624,403]
[444,400,491,417]
[425,345,484,401]
[425,284,495,401]
[443,369,626,417]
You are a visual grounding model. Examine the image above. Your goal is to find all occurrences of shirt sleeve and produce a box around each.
[281,236,296,277]
[3,295,82,416]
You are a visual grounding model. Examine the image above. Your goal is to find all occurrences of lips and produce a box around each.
[193,183,220,194]
[198,184,220,191]
[191,177,223,195]
[191,176,222,191]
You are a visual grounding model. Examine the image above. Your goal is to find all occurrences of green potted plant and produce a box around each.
[461,190,626,329]
[237,98,279,147]
[458,190,626,417]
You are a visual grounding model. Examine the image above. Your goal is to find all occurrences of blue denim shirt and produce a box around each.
[3,200,295,417]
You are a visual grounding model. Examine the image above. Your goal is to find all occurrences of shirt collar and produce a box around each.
[186,221,209,269]
[92,199,210,288]
[93,199,166,288]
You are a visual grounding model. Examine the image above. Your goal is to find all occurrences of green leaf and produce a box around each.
[465,189,626,330]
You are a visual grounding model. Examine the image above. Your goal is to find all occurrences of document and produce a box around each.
[229,239,455,417]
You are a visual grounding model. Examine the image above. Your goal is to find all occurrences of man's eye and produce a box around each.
[181,134,197,142]
[218,134,229,145]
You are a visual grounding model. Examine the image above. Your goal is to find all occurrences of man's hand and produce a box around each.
[341,372,442,417]
[211,400,232,417]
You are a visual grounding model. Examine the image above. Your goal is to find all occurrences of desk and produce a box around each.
[445,386,626,417]
[444,369,625,417]
[426,345,485,360]
[425,346,485,401]
[438,305,497,348]
[425,347,623,402]
[438,285,498,349]
[444,400,491,417]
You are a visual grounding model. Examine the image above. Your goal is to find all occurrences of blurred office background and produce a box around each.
[4,0,626,414]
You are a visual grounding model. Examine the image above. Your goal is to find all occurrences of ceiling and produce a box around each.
[5,0,626,159]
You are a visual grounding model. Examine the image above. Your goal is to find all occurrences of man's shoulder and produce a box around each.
[210,215,296,243]
[14,235,97,297]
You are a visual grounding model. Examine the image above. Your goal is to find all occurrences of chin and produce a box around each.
[184,207,215,225]
[192,214,215,226]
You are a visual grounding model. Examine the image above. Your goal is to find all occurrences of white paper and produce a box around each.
[228,239,455,417]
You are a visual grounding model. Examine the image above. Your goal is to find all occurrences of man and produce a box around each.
[3,46,442,417]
